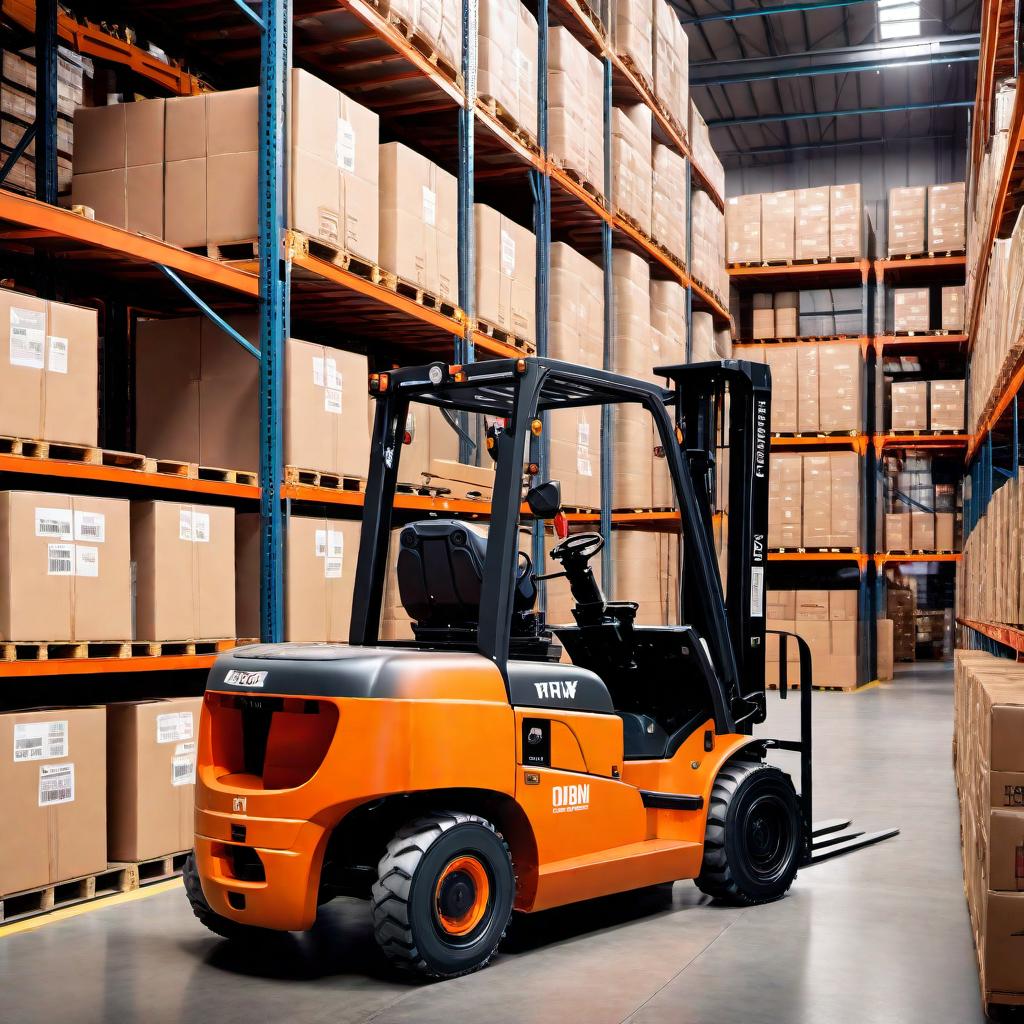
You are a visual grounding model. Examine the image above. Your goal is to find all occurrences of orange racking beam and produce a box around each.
[967,346,1024,461]
[0,654,219,678]
[874,433,970,457]
[957,616,1024,656]
[875,553,961,568]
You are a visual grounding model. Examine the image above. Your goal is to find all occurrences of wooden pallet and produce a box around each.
[770,547,862,555]
[772,431,861,439]
[284,466,366,492]
[0,435,100,463]
[289,231,383,284]
[476,94,540,153]
[475,317,536,355]
[887,250,966,260]
[729,255,861,268]
[0,637,241,663]
[377,270,461,319]
[196,464,259,486]
[743,335,855,344]
[766,680,870,693]
[548,155,608,208]
[128,639,237,658]
[185,239,259,262]
[616,51,654,96]
[113,850,191,890]
[386,9,464,90]
[886,429,964,437]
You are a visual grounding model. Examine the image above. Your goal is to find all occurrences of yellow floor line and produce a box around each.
[0,877,183,938]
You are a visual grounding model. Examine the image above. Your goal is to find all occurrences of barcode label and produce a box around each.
[325,357,341,390]
[156,711,194,744]
[315,529,327,558]
[324,387,342,414]
[312,356,325,387]
[179,510,210,543]
[48,543,74,576]
[75,545,99,578]
[35,507,72,539]
[10,307,45,368]
[750,565,764,618]
[172,742,196,787]
[422,185,436,226]
[577,418,592,477]
[14,720,68,761]
[38,763,74,806]
[500,229,516,276]
[326,530,344,559]
[47,335,69,373]
[74,510,105,542]
[336,118,356,172]
[324,556,343,579]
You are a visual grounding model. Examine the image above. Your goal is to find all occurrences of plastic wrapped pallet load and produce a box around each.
[690,189,725,301]
[892,287,930,332]
[653,0,688,130]
[768,451,802,547]
[829,183,862,258]
[688,100,724,199]
[651,143,686,265]
[941,286,964,331]
[611,104,652,234]
[478,0,538,140]
[549,240,604,367]
[611,0,654,85]
[927,182,965,253]
[387,0,461,76]
[547,26,603,194]
[761,191,795,263]
[887,185,926,257]
[714,327,731,359]
[795,187,829,260]
[818,344,862,433]
[690,310,716,362]
[650,279,687,369]
[473,204,536,343]
[613,530,679,625]
[763,345,797,432]
[611,249,651,378]
[726,193,761,264]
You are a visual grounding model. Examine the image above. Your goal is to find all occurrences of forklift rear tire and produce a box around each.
[696,761,801,906]
[371,812,515,979]
[182,852,274,943]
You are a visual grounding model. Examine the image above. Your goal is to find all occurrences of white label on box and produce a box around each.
[157,711,194,744]
[577,419,592,477]
[75,544,98,577]
[515,50,533,90]
[47,543,74,576]
[315,529,327,558]
[324,387,342,415]
[500,230,516,277]
[9,307,45,368]
[172,742,197,787]
[422,186,436,226]
[191,511,210,543]
[750,565,764,618]
[73,510,105,543]
[38,763,74,806]
[36,507,72,539]
[325,357,341,390]
[47,336,69,373]
[14,720,68,762]
[312,356,325,387]
[336,118,356,172]
[326,530,344,558]
[324,555,343,579]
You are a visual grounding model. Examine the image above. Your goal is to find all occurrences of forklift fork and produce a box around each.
[764,630,899,866]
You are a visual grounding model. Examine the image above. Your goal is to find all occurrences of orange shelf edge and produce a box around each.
[0,654,218,677]
[958,616,1024,654]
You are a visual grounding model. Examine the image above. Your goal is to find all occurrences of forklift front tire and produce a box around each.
[371,812,515,979]
[696,761,801,906]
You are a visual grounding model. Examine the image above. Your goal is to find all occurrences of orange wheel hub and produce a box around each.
[434,855,490,937]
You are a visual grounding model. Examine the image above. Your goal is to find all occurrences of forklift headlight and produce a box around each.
[428,364,445,385]
[530,418,543,437]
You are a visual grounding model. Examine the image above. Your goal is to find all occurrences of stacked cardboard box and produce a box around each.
[889,379,965,431]
[612,0,654,85]
[953,651,1024,1012]
[548,27,604,192]
[761,191,795,263]
[887,186,927,257]
[0,290,98,447]
[877,618,894,680]
[887,586,915,661]
[388,0,461,75]
[478,0,538,141]
[611,104,653,234]
[892,287,930,332]
[795,187,829,260]
[942,285,965,331]
[927,182,965,253]
[395,402,460,488]
[768,452,801,548]
[751,293,774,340]
[424,458,496,500]
[829,183,862,258]
[930,379,967,430]
[549,241,604,367]
[726,194,761,264]
[688,101,725,200]
[653,0,688,129]
[691,189,727,303]
[765,452,860,548]
[549,406,601,510]
[651,143,686,265]
[765,589,860,688]
[379,143,457,302]
[474,204,537,343]
[690,311,716,362]
[0,706,106,898]
[762,347,797,432]
[773,292,798,338]
[612,530,679,626]
[650,279,687,369]
[890,380,928,430]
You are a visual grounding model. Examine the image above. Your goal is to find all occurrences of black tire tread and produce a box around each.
[182,851,273,942]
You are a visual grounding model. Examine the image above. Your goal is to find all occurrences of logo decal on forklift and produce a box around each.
[534,680,578,701]
[232,797,247,813]
[552,784,589,813]
[223,670,268,688]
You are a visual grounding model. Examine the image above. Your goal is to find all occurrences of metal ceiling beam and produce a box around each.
[677,0,869,25]
[708,99,973,126]
[714,131,952,154]
[690,33,979,84]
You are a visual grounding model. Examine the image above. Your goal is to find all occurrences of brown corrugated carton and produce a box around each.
[830,619,858,657]
[877,618,894,680]
[885,512,911,550]
[612,403,654,509]
[887,185,926,256]
[650,278,687,369]
[761,191,795,262]
[652,143,686,265]
[0,491,130,641]
[285,340,370,477]
[752,292,775,340]
[0,290,98,446]
[941,285,964,331]
[550,242,604,367]
[828,655,859,689]
[653,0,688,128]
[0,706,106,897]
[774,291,798,339]
[980,892,1024,996]
[612,0,654,85]
[927,182,965,253]
[797,346,819,432]
[985,810,1024,891]
[818,344,861,432]
[612,249,652,377]
[890,381,928,430]
[795,187,830,260]
[829,451,860,547]
[911,511,935,550]
[612,530,677,626]
[426,459,495,500]
[548,27,603,192]
[131,502,235,642]
[611,104,652,234]
[801,457,830,547]
[726,194,761,264]
[388,0,461,78]
[929,379,965,431]
[768,452,801,548]
[763,347,797,432]
[829,183,861,258]
[474,204,536,343]
[479,0,539,140]
[830,589,858,620]
[690,311,715,362]
[549,406,601,510]
[396,402,460,486]
[106,697,202,862]
[893,287,930,332]
[768,590,797,618]
[935,511,955,551]
[379,143,457,302]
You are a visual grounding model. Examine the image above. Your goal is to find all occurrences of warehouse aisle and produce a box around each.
[0,664,983,1024]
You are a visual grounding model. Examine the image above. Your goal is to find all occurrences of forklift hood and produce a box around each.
[207,643,510,703]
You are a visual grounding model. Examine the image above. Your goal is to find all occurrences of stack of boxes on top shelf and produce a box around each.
[882,453,959,554]
[886,182,966,258]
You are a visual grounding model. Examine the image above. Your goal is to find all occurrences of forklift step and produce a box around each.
[639,790,704,810]
[808,827,900,864]
[812,818,852,838]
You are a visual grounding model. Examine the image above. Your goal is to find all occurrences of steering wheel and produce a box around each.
[549,531,605,564]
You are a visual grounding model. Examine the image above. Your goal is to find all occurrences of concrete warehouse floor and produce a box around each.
[0,662,984,1024]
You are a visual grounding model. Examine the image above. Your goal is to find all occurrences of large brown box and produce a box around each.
[763,346,797,432]
[828,451,860,548]
[887,186,926,256]
[773,291,798,339]
[927,182,965,253]
[106,697,202,862]
[478,0,539,140]
[818,344,862,432]
[0,491,130,641]
[911,511,935,550]
[388,0,461,77]
[795,187,830,260]
[797,346,819,432]
[802,457,830,547]
[651,143,686,265]
[131,501,235,642]
[941,285,964,331]
[650,278,687,370]
[751,292,774,341]
[379,142,457,302]
[829,183,861,258]
[549,405,601,510]
[935,511,955,551]
[549,241,604,367]
[0,706,106,897]
[891,381,928,431]
[885,512,911,551]
[929,379,965,431]
[829,589,858,621]
[474,204,536,343]
[761,191,795,262]
[768,452,801,548]
[395,402,460,486]
[611,0,654,84]
[0,290,98,446]
[611,104,652,234]
[611,248,652,378]
[830,620,858,657]
[726,193,760,264]
[893,287,930,333]
[877,618,894,680]
[653,0,688,126]
[548,27,603,192]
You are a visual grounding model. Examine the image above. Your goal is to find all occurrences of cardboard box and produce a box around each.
[801,457,830,547]
[941,285,964,331]
[828,451,860,548]
[818,344,861,431]
[0,491,131,642]
[0,290,98,446]
[797,346,820,432]
[929,379,965,431]
[479,0,539,140]
[395,401,460,486]
[927,182,965,253]
[548,27,603,191]
[0,706,106,897]
[549,406,601,510]
[767,589,797,619]
[763,347,797,432]
[550,241,604,367]
[830,589,858,620]
[829,183,861,258]
[795,187,830,260]
[827,655,859,689]
[612,248,652,378]
[611,0,654,85]
[888,185,926,256]
[611,104,652,234]
[911,511,935,550]
[388,0,461,77]
[378,142,457,302]
[877,618,894,680]
[885,512,911,551]
[796,590,830,620]
[751,292,774,340]
[893,287,930,333]
[474,204,536,343]
[690,311,715,362]
[768,452,801,548]
[980,892,1024,995]
[131,501,235,641]
[935,511,954,551]
[652,143,686,265]
[650,278,687,370]
[830,619,858,657]
[653,0,688,129]
[773,291,798,339]
[106,698,202,861]
[726,194,761,264]
[761,191,795,262]
[426,458,496,500]
[985,810,1024,891]
[891,381,928,431]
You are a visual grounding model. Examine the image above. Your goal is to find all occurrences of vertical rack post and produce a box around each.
[258,0,291,643]
[684,157,693,360]
[35,0,57,206]
[457,0,476,463]
[863,261,877,681]
[599,47,613,588]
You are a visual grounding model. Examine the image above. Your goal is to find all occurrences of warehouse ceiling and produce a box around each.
[675,0,980,167]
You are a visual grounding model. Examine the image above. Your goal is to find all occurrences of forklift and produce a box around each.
[184,357,896,978]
